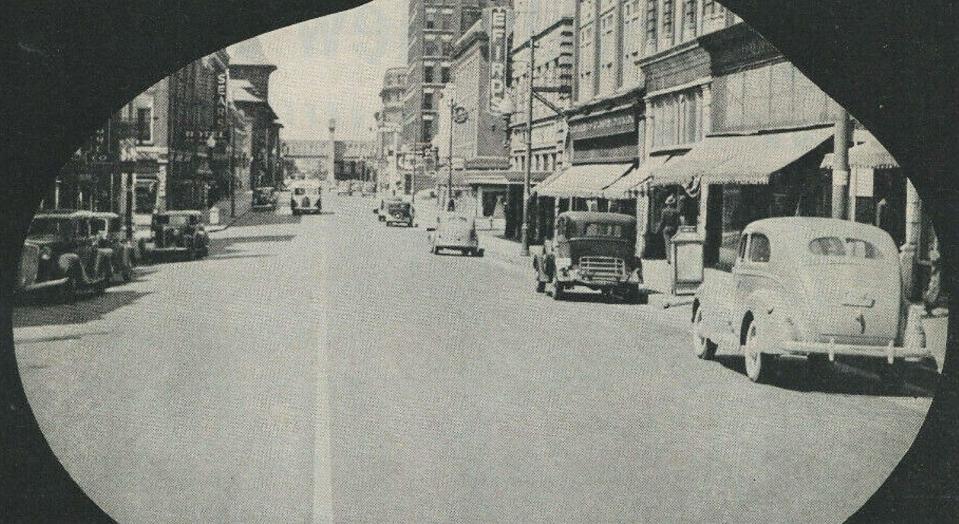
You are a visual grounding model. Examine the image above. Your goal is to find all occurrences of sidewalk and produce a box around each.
[205,190,253,232]
[477,230,529,268]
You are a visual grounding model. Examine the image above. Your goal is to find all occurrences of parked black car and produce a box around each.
[252,186,277,210]
[18,210,115,302]
[92,211,138,282]
[146,210,209,261]
[533,211,645,302]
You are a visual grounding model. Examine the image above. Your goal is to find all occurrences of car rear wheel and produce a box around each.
[535,277,546,293]
[693,308,718,360]
[743,321,774,383]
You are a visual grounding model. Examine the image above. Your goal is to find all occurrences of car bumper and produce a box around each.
[780,339,931,364]
[20,277,70,292]
[555,268,639,287]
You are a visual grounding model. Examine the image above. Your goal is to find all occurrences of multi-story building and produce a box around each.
[375,67,407,192]
[228,38,282,190]
[508,3,574,174]
[403,0,488,149]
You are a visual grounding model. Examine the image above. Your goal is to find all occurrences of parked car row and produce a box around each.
[17,208,210,303]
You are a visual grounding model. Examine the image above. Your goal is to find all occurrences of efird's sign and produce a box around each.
[487,7,510,115]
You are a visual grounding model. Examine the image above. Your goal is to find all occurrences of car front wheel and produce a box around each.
[693,307,718,360]
[743,321,774,383]
[550,275,566,301]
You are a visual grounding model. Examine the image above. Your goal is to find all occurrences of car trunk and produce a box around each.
[802,260,901,345]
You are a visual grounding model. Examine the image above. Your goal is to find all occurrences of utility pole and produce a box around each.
[448,100,455,212]
[521,37,536,257]
[229,125,236,217]
[832,107,851,219]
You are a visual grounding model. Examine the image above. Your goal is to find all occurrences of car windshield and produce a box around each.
[808,236,882,259]
[388,203,409,212]
[156,215,191,227]
[294,188,306,195]
[583,222,629,238]
[91,219,107,234]
[28,217,71,237]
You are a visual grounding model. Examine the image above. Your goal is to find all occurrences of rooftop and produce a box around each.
[227,38,275,68]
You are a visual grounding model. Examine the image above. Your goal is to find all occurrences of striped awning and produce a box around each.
[534,163,635,198]
[821,139,900,170]
[602,154,672,198]
[650,126,835,187]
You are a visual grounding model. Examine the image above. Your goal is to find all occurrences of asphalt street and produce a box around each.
[14,193,936,523]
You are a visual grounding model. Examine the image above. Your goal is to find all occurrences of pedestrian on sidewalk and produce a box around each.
[657,194,680,264]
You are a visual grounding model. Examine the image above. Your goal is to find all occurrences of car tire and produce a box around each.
[693,307,718,360]
[60,276,79,304]
[551,275,566,301]
[743,321,775,383]
[535,278,546,293]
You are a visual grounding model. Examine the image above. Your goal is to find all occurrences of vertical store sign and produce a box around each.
[487,7,511,114]
[216,69,229,139]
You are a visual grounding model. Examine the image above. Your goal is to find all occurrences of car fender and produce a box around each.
[739,288,793,353]
[57,253,83,279]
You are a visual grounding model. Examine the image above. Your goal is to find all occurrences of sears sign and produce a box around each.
[487,7,511,115]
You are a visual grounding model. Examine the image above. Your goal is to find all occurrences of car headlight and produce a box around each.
[555,257,572,270]
[39,246,52,260]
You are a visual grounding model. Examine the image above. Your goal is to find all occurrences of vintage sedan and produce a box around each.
[18,210,114,301]
[427,213,483,256]
[252,186,277,210]
[91,211,137,282]
[691,217,933,383]
[384,201,415,227]
[290,181,323,215]
[146,210,209,261]
[532,211,644,303]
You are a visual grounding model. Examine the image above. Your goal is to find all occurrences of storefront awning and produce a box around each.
[442,170,552,187]
[602,154,672,198]
[534,163,635,198]
[820,140,900,170]
[650,126,835,187]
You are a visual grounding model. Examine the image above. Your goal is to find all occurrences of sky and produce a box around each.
[253,0,408,142]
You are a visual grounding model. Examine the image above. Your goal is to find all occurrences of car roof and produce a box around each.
[157,210,203,216]
[558,211,636,224]
[34,209,92,219]
[745,217,895,245]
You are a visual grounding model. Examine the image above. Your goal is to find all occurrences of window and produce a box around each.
[737,234,749,260]
[75,219,90,237]
[645,0,658,53]
[440,66,450,83]
[748,233,771,263]
[423,93,433,109]
[424,41,438,56]
[809,237,882,259]
[424,66,434,83]
[682,0,697,41]
[422,120,433,142]
[425,12,436,29]
[662,0,674,40]
[137,106,153,143]
[585,223,628,238]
